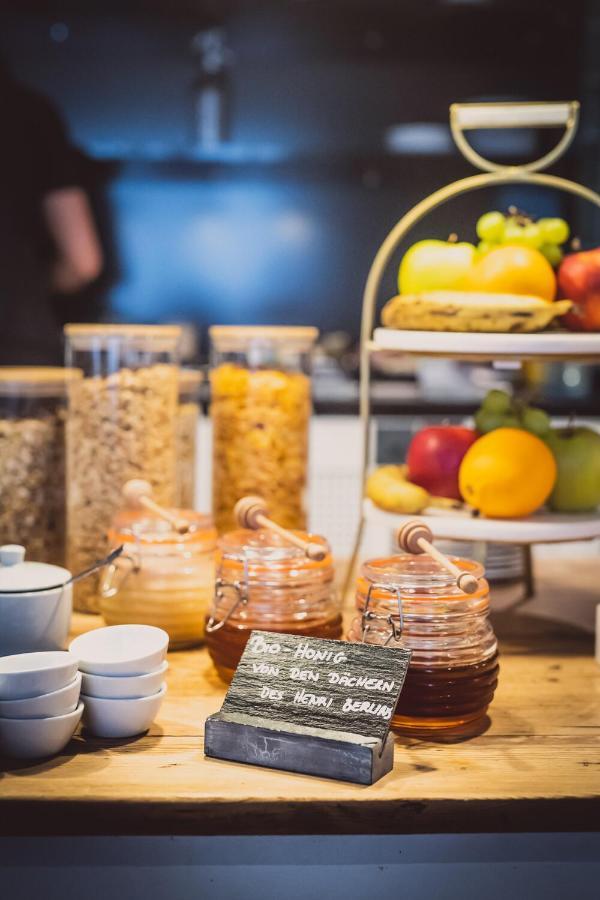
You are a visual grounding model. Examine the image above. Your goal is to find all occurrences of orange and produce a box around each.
[458,428,557,518]
[464,246,557,302]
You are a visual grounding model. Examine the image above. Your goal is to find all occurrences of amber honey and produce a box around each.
[100,509,217,648]
[392,653,500,733]
[206,528,342,682]
[349,553,499,737]
[206,614,343,682]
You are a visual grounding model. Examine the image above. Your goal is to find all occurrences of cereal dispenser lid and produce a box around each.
[0,546,71,593]
[209,325,318,352]
[64,323,182,338]
[64,323,183,352]
[0,367,81,397]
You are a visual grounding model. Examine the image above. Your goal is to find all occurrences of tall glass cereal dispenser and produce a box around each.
[0,367,81,566]
[209,326,318,534]
[64,324,181,612]
[348,529,499,738]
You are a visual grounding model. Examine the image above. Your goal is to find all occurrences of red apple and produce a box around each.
[558,247,600,332]
[406,426,478,500]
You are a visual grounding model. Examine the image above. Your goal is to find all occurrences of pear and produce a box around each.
[545,427,600,512]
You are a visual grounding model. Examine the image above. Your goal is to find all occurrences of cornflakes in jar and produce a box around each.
[209,326,318,533]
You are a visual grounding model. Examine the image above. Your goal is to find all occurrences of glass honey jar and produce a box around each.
[99,509,217,649]
[205,528,342,681]
[348,553,499,737]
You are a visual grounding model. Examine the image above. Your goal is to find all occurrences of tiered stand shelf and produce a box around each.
[347,101,600,598]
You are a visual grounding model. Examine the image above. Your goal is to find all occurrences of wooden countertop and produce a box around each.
[1,560,599,836]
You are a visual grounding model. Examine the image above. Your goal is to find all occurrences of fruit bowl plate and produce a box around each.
[363,499,600,544]
[371,328,600,361]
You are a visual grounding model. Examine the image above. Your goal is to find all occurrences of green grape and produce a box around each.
[474,409,507,434]
[538,218,570,245]
[476,211,506,242]
[539,243,563,268]
[502,415,521,429]
[481,389,512,415]
[503,220,543,249]
[521,406,551,436]
[502,222,523,244]
[476,240,499,257]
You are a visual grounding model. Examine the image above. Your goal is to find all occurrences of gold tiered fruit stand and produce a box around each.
[348,101,600,597]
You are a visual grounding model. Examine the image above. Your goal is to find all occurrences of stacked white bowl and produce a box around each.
[0,651,83,759]
[69,625,169,738]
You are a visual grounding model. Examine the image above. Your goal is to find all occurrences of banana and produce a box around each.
[427,495,463,510]
[366,465,430,514]
[381,290,572,334]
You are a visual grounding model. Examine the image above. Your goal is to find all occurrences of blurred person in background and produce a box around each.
[0,60,103,365]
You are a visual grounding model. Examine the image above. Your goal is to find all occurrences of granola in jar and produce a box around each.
[65,325,181,612]
[0,368,80,566]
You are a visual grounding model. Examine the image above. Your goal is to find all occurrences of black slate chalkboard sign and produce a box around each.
[204,631,412,785]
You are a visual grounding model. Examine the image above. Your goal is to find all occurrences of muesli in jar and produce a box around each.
[0,367,81,565]
[65,324,181,612]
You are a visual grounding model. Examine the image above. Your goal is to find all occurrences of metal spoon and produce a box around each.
[0,545,125,594]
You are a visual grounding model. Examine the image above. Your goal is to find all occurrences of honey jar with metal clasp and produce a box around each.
[205,528,342,682]
[348,552,499,737]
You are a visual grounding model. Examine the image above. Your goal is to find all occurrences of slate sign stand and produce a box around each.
[205,631,412,785]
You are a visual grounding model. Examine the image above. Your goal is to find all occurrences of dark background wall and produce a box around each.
[1,0,597,354]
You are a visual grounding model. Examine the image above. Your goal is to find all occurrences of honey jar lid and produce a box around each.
[110,510,217,550]
[219,528,331,570]
[359,554,485,599]
[0,367,82,397]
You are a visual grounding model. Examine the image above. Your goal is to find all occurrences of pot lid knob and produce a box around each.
[0,545,26,567]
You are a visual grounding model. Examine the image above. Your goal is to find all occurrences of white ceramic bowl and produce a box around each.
[69,625,169,676]
[81,684,166,738]
[0,651,79,701]
[0,701,83,759]
[0,672,81,719]
[81,661,168,699]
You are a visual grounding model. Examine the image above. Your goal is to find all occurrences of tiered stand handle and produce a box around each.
[345,101,600,593]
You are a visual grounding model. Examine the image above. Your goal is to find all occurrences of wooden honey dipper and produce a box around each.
[123,479,190,535]
[397,520,479,595]
[234,496,327,562]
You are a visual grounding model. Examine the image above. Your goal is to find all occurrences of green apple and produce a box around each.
[398,239,476,294]
[545,426,600,512]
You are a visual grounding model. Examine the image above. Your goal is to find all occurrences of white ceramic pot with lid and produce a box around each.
[0,545,72,657]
